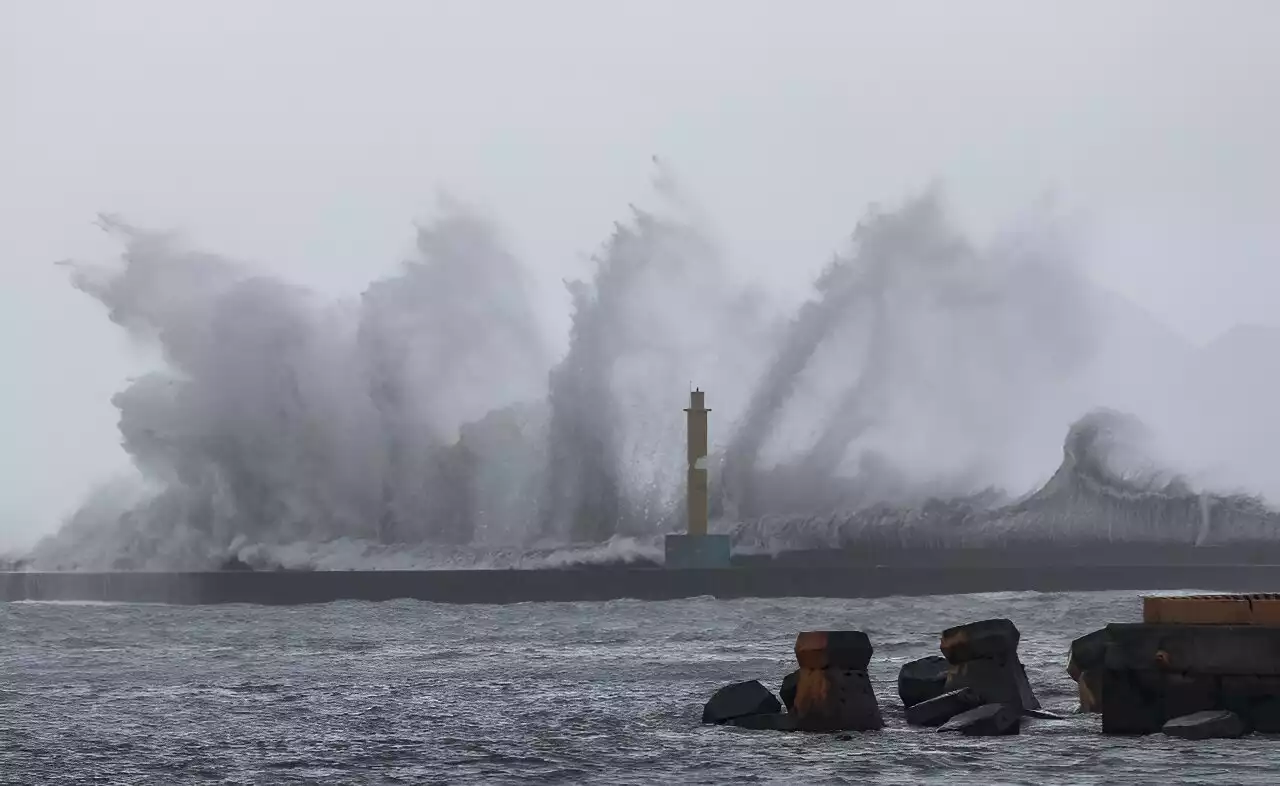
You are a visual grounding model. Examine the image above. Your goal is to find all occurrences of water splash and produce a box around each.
[25,177,1280,571]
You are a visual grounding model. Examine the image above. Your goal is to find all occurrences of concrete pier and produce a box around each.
[1094,594,1280,734]
[6,562,1280,605]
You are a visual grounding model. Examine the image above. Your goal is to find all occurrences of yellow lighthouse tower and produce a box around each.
[664,388,732,568]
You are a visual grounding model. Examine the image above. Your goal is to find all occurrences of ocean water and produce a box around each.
[2,590,1274,784]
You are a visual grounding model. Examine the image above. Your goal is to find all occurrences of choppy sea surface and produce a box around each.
[3,590,1275,784]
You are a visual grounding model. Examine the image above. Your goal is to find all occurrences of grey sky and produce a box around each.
[2,0,1278,549]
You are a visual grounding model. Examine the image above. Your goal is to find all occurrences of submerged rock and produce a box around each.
[702,680,782,724]
[1162,710,1247,740]
[905,687,981,727]
[937,703,1022,736]
[898,655,949,708]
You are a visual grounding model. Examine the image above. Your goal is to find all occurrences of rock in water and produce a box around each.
[941,618,1040,711]
[1067,628,1108,713]
[937,703,1022,736]
[793,667,884,732]
[1103,624,1280,734]
[702,680,782,724]
[1101,668,1164,735]
[905,688,982,727]
[790,630,882,732]
[1221,676,1280,733]
[725,713,797,732]
[941,619,1020,663]
[780,670,799,712]
[898,655,949,708]
[795,631,873,670]
[1162,710,1247,740]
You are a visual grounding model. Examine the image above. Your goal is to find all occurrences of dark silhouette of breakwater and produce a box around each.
[8,544,1280,605]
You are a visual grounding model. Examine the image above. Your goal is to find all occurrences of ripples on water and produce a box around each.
[2,591,1276,784]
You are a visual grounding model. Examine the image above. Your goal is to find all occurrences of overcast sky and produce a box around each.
[2,0,1277,549]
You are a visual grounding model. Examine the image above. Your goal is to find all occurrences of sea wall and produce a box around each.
[6,562,1280,605]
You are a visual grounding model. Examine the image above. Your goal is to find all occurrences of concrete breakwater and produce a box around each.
[704,619,1044,736]
[708,609,1280,740]
[6,562,1280,605]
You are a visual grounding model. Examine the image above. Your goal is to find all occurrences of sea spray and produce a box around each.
[542,188,773,541]
[720,191,1095,519]
[28,179,1280,571]
[34,206,551,568]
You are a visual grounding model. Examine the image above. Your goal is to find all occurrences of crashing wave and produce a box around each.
[731,408,1280,552]
[20,175,1280,572]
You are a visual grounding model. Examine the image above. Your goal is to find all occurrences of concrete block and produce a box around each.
[795,630,873,670]
[792,667,884,732]
[1067,628,1109,680]
[898,655,949,708]
[1220,675,1280,732]
[702,680,781,724]
[780,670,798,712]
[905,687,981,727]
[1162,710,1247,740]
[1144,593,1280,626]
[1076,669,1104,713]
[1105,624,1280,675]
[1101,669,1164,735]
[941,618,1020,663]
[1023,708,1069,720]
[1163,671,1219,721]
[937,703,1021,736]
[944,657,1040,710]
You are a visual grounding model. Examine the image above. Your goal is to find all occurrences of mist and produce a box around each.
[19,170,1278,570]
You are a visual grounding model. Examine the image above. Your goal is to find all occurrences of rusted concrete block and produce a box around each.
[905,687,981,727]
[1144,593,1280,626]
[940,619,1019,663]
[792,667,884,732]
[794,631,873,670]
[702,680,782,724]
[936,703,1021,736]
[898,655,949,709]
[1162,710,1246,740]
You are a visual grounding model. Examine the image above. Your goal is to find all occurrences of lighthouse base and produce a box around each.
[665,534,732,569]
